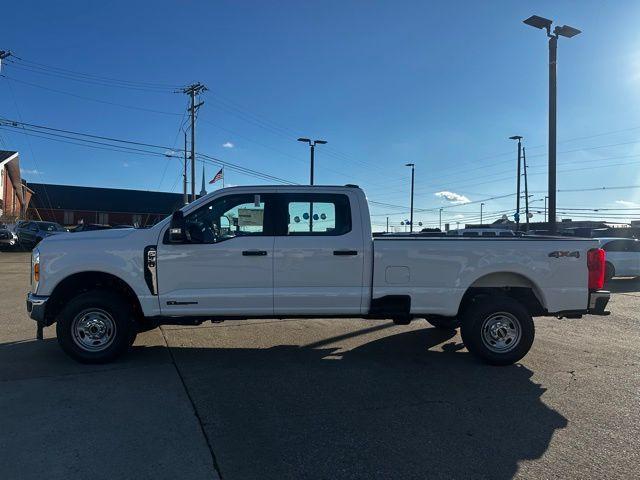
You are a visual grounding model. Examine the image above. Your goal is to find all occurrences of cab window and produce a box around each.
[182,194,271,243]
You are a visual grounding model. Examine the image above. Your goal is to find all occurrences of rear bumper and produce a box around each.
[588,290,610,315]
[26,293,49,324]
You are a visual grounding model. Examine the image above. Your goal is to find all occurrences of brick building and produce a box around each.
[27,183,184,227]
[0,150,32,221]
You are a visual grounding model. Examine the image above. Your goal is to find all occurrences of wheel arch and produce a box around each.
[45,271,143,325]
[458,271,547,317]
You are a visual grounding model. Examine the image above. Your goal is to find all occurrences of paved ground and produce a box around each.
[0,251,638,480]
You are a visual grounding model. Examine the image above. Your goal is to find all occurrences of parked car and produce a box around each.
[71,223,112,233]
[26,185,609,365]
[15,221,65,248]
[0,224,18,248]
[596,237,640,280]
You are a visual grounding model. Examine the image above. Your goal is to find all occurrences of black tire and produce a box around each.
[605,262,615,283]
[460,296,535,366]
[56,290,135,364]
[425,316,460,330]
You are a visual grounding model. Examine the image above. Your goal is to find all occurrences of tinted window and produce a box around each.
[482,231,496,237]
[182,193,271,244]
[499,231,514,237]
[280,193,351,236]
[462,231,479,237]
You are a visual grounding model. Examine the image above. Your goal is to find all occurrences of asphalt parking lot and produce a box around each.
[0,251,639,480]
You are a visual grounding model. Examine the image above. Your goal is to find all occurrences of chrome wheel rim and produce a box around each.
[71,308,116,352]
[481,312,521,353]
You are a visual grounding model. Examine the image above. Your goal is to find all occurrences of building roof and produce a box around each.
[28,182,184,215]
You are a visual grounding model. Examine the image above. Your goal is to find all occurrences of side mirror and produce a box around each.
[169,210,186,243]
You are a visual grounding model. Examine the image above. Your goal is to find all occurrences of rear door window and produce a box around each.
[278,193,351,236]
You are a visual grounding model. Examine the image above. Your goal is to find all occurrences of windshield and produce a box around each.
[39,222,63,232]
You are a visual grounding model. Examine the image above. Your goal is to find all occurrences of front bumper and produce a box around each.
[588,290,610,315]
[26,293,49,324]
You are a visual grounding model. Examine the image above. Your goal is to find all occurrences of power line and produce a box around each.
[1,75,183,116]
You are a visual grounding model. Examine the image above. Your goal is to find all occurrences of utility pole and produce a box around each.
[480,202,484,225]
[544,196,548,223]
[0,50,12,73]
[182,83,207,202]
[183,131,188,205]
[386,216,389,233]
[523,146,530,231]
[509,136,523,231]
[439,208,443,231]
[523,15,581,234]
[405,163,415,233]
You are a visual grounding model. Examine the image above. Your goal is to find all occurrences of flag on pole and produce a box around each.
[209,168,223,184]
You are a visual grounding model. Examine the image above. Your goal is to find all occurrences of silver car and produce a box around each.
[0,224,18,248]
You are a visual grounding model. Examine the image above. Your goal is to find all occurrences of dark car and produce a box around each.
[15,221,66,248]
[71,223,112,233]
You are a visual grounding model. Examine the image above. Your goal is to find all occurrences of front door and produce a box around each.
[157,193,275,316]
[273,192,365,315]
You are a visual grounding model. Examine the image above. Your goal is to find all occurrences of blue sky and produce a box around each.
[2,0,640,230]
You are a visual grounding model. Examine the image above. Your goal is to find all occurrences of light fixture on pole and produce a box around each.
[523,15,581,234]
[509,135,523,231]
[297,138,327,185]
[405,163,415,233]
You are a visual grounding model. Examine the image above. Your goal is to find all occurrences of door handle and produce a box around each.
[333,250,358,256]
[242,250,268,256]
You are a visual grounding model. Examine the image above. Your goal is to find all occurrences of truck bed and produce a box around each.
[371,236,599,316]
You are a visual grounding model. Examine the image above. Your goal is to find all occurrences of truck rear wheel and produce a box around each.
[460,296,534,366]
[56,290,135,364]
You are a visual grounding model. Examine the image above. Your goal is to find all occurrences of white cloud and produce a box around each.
[20,168,43,175]
[222,142,234,149]
[615,200,639,207]
[435,191,471,204]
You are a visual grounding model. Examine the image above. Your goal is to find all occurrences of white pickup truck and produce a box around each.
[26,185,610,365]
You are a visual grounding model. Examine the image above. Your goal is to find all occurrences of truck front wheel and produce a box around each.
[56,290,135,364]
[460,296,535,366]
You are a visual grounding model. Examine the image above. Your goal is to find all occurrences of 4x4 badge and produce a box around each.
[548,251,580,258]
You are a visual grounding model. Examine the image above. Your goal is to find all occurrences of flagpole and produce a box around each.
[222,167,225,189]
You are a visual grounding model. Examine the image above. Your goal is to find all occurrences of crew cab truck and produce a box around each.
[26,185,610,365]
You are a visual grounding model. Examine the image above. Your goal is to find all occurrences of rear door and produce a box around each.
[273,192,365,315]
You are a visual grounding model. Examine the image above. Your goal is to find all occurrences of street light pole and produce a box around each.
[405,163,415,233]
[509,136,523,231]
[297,138,327,185]
[480,202,484,225]
[523,146,530,231]
[439,208,443,231]
[523,15,581,234]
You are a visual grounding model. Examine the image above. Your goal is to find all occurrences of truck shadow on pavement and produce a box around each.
[136,326,568,480]
[0,326,568,480]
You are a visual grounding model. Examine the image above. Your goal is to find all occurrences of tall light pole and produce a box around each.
[523,15,581,234]
[405,163,415,233]
[439,208,443,231]
[509,135,523,231]
[480,202,484,225]
[523,146,530,231]
[297,138,327,185]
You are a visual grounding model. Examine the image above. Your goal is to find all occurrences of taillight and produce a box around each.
[587,248,605,290]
